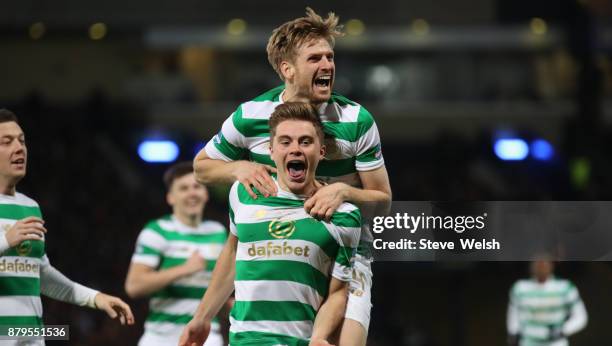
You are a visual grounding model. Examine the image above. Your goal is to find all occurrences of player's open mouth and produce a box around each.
[287,160,307,182]
[313,75,332,91]
[11,158,25,166]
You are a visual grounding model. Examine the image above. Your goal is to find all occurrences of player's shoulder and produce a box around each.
[143,215,172,234]
[200,220,227,233]
[251,85,285,102]
[330,202,361,228]
[329,92,358,107]
[0,192,42,219]
[550,277,574,290]
[237,86,284,115]
[328,93,376,140]
[229,180,273,205]
[231,86,283,133]
[511,279,533,293]
[329,92,374,120]
[11,192,40,208]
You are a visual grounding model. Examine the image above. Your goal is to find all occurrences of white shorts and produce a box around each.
[344,254,373,331]
[138,329,224,346]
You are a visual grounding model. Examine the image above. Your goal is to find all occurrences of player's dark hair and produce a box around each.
[269,102,325,143]
[0,109,19,124]
[267,7,343,81]
[163,161,197,190]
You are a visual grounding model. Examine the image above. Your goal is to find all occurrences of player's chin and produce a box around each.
[310,88,331,102]
[286,178,307,190]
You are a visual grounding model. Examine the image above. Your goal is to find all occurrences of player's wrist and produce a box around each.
[337,182,351,201]
[194,309,214,324]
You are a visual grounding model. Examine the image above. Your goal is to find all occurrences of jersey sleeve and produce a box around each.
[355,107,385,171]
[130,222,167,268]
[329,206,361,282]
[204,107,249,162]
[563,282,588,336]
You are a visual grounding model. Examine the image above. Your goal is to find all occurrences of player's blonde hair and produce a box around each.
[266,7,343,81]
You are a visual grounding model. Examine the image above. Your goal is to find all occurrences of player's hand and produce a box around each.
[548,325,564,340]
[5,217,46,247]
[309,339,335,346]
[304,183,348,222]
[233,161,277,198]
[178,318,211,346]
[94,293,135,326]
[182,251,206,276]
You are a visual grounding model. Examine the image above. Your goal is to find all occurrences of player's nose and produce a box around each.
[319,56,333,70]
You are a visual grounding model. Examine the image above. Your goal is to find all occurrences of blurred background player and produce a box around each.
[180,102,360,346]
[124,162,227,346]
[0,109,134,346]
[194,8,392,345]
[507,259,588,346]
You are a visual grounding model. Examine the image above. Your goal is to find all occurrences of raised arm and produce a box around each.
[305,166,391,221]
[193,149,276,198]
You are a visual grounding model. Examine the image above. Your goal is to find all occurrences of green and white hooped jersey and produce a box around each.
[228,179,360,346]
[509,278,583,344]
[0,193,46,328]
[131,216,227,339]
[204,86,383,255]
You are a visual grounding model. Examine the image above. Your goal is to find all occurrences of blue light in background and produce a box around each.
[494,139,529,161]
[138,140,179,163]
[531,139,554,161]
[193,142,206,157]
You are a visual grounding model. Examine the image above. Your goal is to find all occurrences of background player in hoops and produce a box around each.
[192,8,392,345]
[180,102,360,346]
[125,162,228,346]
[0,109,134,346]
[507,259,588,346]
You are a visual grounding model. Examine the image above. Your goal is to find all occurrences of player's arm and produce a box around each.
[0,216,46,254]
[124,251,205,298]
[40,257,134,325]
[179,234,238,346]
[194,149,276,198]
[310,277,349,346]
[305,166,392,221]
[306,114,391,220]
[562,286,588,336]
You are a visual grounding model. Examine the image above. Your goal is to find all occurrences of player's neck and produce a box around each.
[282,86,324,106]
[277,176,322,197]
[0,177,17,196]
[173,212,202,228]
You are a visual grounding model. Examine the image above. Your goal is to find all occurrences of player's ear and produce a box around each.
[280,60,294,81]
[320,144,326,158]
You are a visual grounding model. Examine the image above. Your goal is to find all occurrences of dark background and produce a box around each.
[2,0,612,344]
